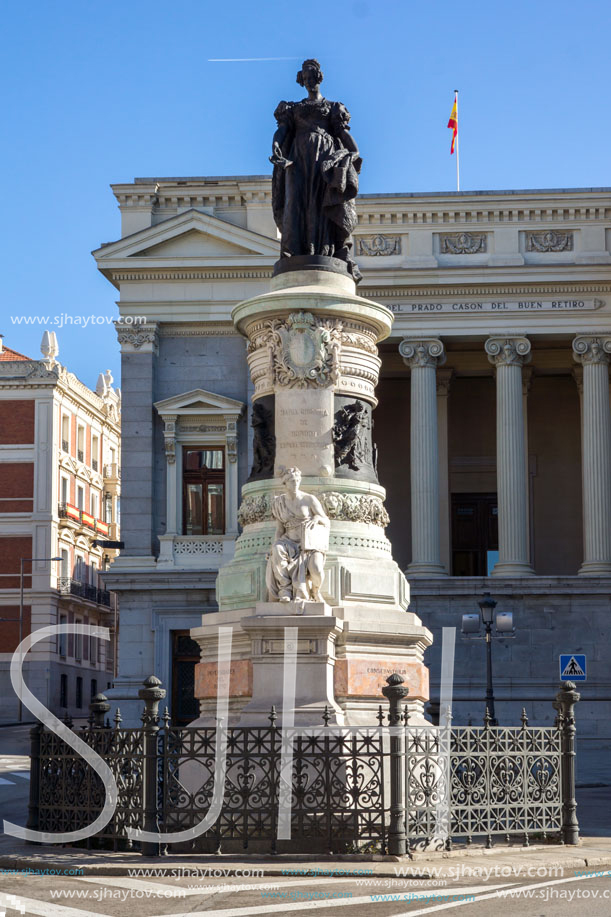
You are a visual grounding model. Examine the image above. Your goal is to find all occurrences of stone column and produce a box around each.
[572,335,611,575]
[485,336,534,576]
[437,369,453,574]
[399,338,447,576]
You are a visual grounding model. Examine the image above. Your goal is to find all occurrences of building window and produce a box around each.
[60,674,68,708]
[92,435,99,472]
[104,493,113,524]
[182,447,225,535]
[74,618,82,660]
[58,614,67,657]
[75,554,85,582]
[60,476,69,506]
[77,426,85,463]
[90,679,97,702]
[62,415,70,453]
[60,548,69,579]
[76,677,83,709]
[91,492,98,519]
[76,485,84,511]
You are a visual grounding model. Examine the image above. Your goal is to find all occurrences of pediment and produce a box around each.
[154,388,244,419]
[138,229,257,258]
[93,209,279,264]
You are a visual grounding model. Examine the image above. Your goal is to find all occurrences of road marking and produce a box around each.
[153,883,513,915]
[80,874,466,896]
[0,779,15,787]
[8,773,29,781]
[0,892,107,917]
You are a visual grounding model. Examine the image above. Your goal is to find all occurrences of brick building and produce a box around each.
[0,334,121,721]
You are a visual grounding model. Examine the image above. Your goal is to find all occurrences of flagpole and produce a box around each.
[454,90,460,191]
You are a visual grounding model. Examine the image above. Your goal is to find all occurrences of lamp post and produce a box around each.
[18,556,62,723]
[462,592,514,727]
[479,593,498,726]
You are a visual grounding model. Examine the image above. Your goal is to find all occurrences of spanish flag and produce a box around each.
[447,93,458,154]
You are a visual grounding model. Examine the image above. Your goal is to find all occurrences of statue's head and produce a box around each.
[296,59,323,91]
[280,466,302,489]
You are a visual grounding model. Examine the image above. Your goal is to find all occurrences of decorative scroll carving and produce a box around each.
[226,429,238,464]
[399,338,445,369]
[340,330,378,354]
[485,336,531,367]
[116,324,159,353]
[357,234,401,257]
[249,399,276,479]
[238,494,273,528]
[440,232,487,254]
[162,416,177,465]
[250,312,342,389]
[526,230,573,253]
[321,492,389,527]
[572,335,611,366]
[237,491,389,528]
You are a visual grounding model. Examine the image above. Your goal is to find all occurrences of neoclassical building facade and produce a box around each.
[95,178,611,779]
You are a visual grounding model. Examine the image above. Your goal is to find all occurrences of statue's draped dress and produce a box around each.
[272,99,361,261]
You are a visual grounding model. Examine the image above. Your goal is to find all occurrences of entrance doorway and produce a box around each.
[171,631,201,725]
[451,493,498,576]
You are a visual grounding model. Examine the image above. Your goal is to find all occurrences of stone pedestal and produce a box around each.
[191,268,433,725]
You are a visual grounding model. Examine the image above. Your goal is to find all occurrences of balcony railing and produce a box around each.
[62,440,69,453]
[58,577,111,607]
[58,504,112,536]
[92,459,98,471]
[103,463,120,480]
[77,449,84,462]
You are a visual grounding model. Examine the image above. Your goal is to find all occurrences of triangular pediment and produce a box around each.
[154,388,244,418]
[138,228,257,258]
[93,209,279,263]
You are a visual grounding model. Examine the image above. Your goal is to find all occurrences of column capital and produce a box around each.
[399,338,445,369]
[572,335,611,366]
[436,368,454,397]
[116,321,159,355]
[485,336,531,367]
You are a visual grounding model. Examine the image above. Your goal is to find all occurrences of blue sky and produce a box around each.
[2,0,609,389]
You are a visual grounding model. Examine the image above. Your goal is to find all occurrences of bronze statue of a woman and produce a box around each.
[270,58,362,280]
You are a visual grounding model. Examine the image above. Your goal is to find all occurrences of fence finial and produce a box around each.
[89,693,110,729]
[139,675,166,727]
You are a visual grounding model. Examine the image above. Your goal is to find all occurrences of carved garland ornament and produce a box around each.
[249,312,342,389]
[526,230,573,253]
[237,491,389,528]
[357,234,401,257]
[440,232,487,254]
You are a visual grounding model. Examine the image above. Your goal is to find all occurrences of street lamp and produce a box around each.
[17,556,62,723]
[461,592,515,727]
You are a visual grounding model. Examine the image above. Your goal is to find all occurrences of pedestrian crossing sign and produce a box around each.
[559,654,586,681]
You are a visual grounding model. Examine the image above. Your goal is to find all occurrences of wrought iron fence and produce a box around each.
[26,676,580,855]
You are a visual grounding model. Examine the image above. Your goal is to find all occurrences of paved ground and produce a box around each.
[2,724,611,915]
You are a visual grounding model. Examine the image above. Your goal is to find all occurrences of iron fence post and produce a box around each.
[139,675,166,856]
[382,673,409,856]
[89,693,110,728]
[25,722,42,842]
[554,681,580,845]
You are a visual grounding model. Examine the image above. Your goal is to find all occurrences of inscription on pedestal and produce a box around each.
[274,388,334,476]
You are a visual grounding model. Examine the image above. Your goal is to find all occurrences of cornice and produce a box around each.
[160,322,238,337]
[109,268,273,282]
[363,282,611,298]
